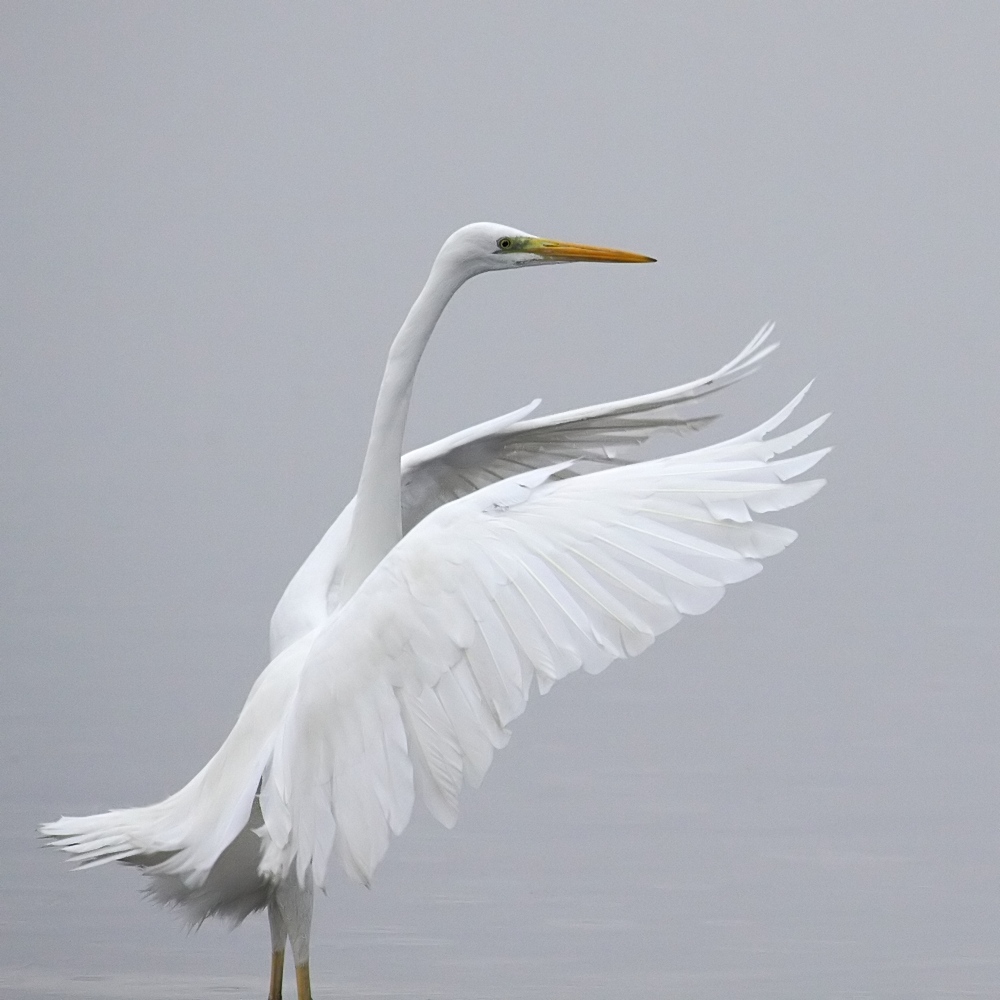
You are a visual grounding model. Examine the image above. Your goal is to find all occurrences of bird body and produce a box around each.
[42,224,827,999]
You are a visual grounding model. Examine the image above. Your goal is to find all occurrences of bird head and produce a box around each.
[436,222,655,278]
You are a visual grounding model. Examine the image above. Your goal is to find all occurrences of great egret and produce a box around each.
[42,223,828,1000]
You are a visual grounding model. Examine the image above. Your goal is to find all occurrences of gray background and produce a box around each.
[2,3,998,998]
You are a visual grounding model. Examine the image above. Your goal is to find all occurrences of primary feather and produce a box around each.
[258,388,828,888]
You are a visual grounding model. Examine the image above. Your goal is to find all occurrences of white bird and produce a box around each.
[42,223,828,1000]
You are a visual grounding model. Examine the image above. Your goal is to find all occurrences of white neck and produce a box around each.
[337,253,473,597]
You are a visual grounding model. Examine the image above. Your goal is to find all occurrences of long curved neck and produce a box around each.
[338,254,471,598]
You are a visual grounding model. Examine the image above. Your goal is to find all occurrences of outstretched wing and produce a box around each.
[269,327,778,655]
[259,388,828,888]
[399,324,777,531]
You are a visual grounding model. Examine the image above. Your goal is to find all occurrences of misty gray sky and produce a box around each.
[2,4,999,998]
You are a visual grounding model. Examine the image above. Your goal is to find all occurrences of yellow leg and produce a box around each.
[295,962,312,1000]
[268,949,285,1000]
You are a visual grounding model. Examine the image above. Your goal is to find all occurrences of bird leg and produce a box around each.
[274,878,314,1000]
[267,897,288,1000]
[268,949,285,1000]
[295,962,312,1000]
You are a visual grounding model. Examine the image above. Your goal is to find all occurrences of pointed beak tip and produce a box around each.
[602,250,657,264]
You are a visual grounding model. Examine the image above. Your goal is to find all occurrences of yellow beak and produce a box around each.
[526,238,655,263]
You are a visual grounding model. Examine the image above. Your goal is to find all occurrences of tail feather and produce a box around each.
[40,634,315,925]
[41,807,171,868]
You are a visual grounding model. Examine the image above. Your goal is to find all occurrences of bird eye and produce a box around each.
[496,237,513,250]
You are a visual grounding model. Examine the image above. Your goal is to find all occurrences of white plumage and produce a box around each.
[260,390,827,889]
[42,223,827,1000]
[268,323,777,656]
